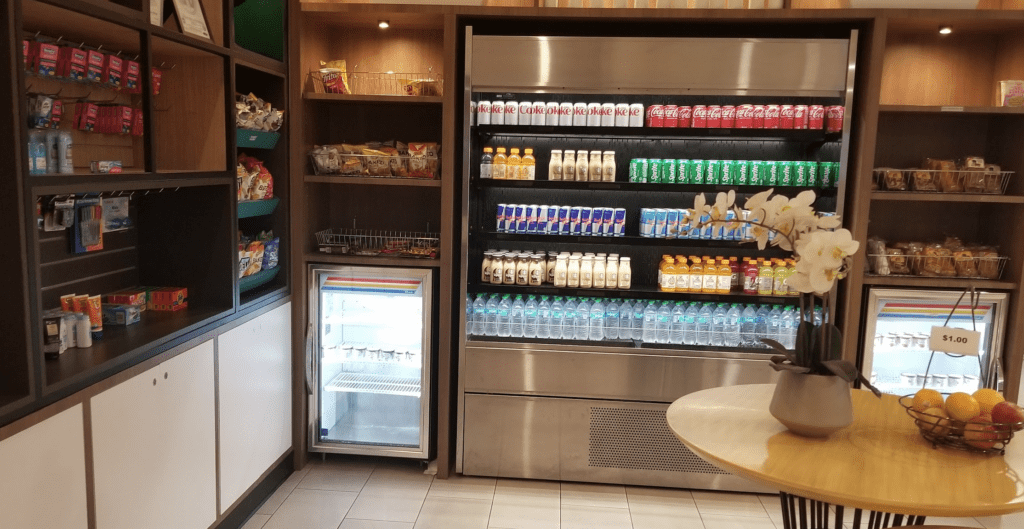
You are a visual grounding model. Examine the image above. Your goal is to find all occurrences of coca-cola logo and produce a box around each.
[478,103,491,112]
[588,106,601,115]
[765,107,780,118]
[678,107,692,118]
[753,106,766,117]
[632,107,645,117]
[709,107,723,118]
[828,106,845,117]
[546,106,558,115]
[693,106,707,117]
[794,106,807,117]
[780,107,795,118]
[493,105,504,114]
[506,105,518,114]
[521,106,532,115]
[615,107,628,116]
[810,106,825,118]
[665,107,679,118]
[602,107,614,116]
[574,106,587,115]
[736,107,754,119]
[647,106,663,117]
[560,107,572,115]
[722,107,736,118]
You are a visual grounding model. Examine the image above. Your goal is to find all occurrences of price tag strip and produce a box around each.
[929,326,981,357]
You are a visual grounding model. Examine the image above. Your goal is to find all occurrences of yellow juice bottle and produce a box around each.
[787,258,798,296]
[507,148,522,180]
[689,257,703,293]
[493,147,507,180]
[659,255,677,292]
[773,259,789,296]
[758,258,775,295]
[716,259,731,294]
[702,257,717,294]
[674,255,690,293]
[522,148,536,180]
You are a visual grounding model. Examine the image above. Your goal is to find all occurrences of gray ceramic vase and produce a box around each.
[769,371,854,438]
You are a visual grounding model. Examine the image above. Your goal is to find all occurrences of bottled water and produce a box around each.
[575,298,591,340]
[754,305,770,347]
[656,302,672,344]
[740,305,757,346]
[633,301,646,340]
[562,298,577,340]
[696,303,713,345]
[537,296,551,339]
[814,307,822,326]
[510,295,525,337]
[619,300,634,341]
[472,294,487,336]
[485,294,500,336]
[497,294,512,337]
[670,302,686,344]
[551,297,565,340]
[768,305,783,345]
[711,303,727,347]
[780,306,796,349]
[590,298,605,341]
[683,302,698,345]
[604,299,619,341]
[642,302,658,343]
[467,295,474,336]
[524,296,538,338]
[724,304,741,347]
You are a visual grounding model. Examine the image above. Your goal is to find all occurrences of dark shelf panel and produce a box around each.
[475,179,837,196]
[29,173,232,196]
[303,93,444,104]
[240,284,289,312]
[870,192,1024,204]
[305,175,442,187]
[471,282,793,305]
[474,125,842,142]
[862,275,1016,290]
[878,105,1024,115]
[231,47,287,77]
[466,336,774,355]
[478,231,780,250]
[305,252,441,268]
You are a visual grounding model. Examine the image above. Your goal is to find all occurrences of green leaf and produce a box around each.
[761,339,797,363]
[821,359,858,383]
[769,362,811,374]
[795,322,814,368]
[811,323,844,363]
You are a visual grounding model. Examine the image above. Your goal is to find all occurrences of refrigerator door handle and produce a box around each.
[305,320,315,395]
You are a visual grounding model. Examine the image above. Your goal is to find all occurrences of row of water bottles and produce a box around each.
[467,293,818,348]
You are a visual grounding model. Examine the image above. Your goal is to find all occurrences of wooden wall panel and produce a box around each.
[994,33,1024,105]
[325,27,445,96]
[880,32,998,107]
[299,16,332,94]
[152,52,226,172]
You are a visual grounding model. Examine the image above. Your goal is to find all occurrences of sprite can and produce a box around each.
[663,159,679,184]
[648,159,663,183]
[806,161,819,187]
[722,160,739,185]
[820,161,836,188]
[794,161,809,186]
[629,159,643,183]
[736,160,751,186]
[707,160,723,185]
[690,159,706,185]
[778,161,794,186]
[677,159,691,184]
[749,161,764,186]
[765,161,779,186]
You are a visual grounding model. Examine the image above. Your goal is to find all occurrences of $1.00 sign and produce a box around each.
[929,326,982,356]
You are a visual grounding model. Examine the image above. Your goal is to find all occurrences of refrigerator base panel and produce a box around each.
[462,393,773,493]
[325,415,420,447]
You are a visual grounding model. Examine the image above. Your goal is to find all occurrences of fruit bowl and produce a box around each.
[899,395,1024,454]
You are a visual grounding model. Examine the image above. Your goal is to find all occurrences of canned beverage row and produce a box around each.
[473,100,645,127]
[496,204,626,237]
[628,158,840,188]
[645,103,845,132]
[639,208,754,241]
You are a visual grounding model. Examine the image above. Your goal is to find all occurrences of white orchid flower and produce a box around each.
[744,188,774,212]
[711,190,735,221]
[816,214,842,230]
[689,193,709,231]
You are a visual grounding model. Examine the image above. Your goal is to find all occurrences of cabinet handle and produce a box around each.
[164,372,168,379]
[153,378,157,386]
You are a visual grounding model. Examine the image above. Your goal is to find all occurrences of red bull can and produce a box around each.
[558,206,570,234]
[613,208,626,237]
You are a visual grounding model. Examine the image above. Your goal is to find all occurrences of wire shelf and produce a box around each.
[315,228,439,259]
[325,372,421,397]
[873,168,1014,194]
[899,395,1022,456]
[308,69,443,97]
[867,253,1008,281]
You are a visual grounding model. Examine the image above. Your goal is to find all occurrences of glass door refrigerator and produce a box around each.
[861,288,1008,397]
[308,265,432,458]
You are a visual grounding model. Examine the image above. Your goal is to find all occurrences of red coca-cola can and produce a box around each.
[780,105,795,129]
[646,104,665,128]
[721,105,736,128]
[753,105,766,128]
[827,105,845,132]
[677,106,692,128]
[764,105,780,129]
[735,105,754,129]
[808,105,825,129]
[663,105,679,128]
[793,105,809,130]
[691,105,708,128]
[707,105,722,128]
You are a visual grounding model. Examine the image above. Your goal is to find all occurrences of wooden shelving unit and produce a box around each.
[879,105,1024,115]
[303,93,444,104]
[862,275,1017,290]
[305,175,442,187]
[870,192,1024,204]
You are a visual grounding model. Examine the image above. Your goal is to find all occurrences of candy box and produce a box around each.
[148,287,188,311]
[102,304,141,326]
[37,43,59,76]
[86,50,105,83]
[106,289,147,310]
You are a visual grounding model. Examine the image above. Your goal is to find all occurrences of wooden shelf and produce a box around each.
[871,192,1024,204]
[305,175,442,187]
[475,125,842,142]
[231,46,286,77]
[303,93,444,104]
[878,105,1024,115]
[476,179,838,196]
[305,252,441,268]
[29,173,232,195]
[862,275,1016,290]
[473,282,793,306]
[481,232,790,252]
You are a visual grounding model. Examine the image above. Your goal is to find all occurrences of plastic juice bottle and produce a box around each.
[689,257,703,293]
[659,256,677,292]
[617,257,632,289]
[549,150,563,181]
[493,147,507,180]
[787,258,798,296]
[758,258,775,295]
[480,147,494,179]
[702,258,717,294]
[716,259,732,294]
[729,257,740,292]
[674,255,690,293]
[562,150,576,181]
[523,148,536,180]
[743,258,759,294]
[773,259,789,296]
[657,255,666,288]
[507,148,523,180]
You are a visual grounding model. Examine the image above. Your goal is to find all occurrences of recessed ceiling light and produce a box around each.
[939,26,952,35]
[378,20,390,29]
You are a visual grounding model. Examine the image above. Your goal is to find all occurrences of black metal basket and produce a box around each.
[899,394,1023,455]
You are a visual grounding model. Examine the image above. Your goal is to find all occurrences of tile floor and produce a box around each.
[243,456,1023,529]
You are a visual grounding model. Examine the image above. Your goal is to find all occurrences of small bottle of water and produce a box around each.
[619,300,634,341]
[575,298,591,340]
[633,301,646,340]
[485,294,500,336]
[497,294,512,337]
[524,296,538,338]
[604,299,619,341]
[551,297,565,340]
[670,302,686,344]
[711,303,727,347]
[656,302,672,344]
[562,297,578,340]
[724,304,741,347]
[642,302,658,343]
[536,296,551,339]
[683,303,698,345]
[695,303,712,345]
[589,298,605,341]
[510,295,525,338]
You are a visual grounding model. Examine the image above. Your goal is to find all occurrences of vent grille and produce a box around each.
[588,407,729,475]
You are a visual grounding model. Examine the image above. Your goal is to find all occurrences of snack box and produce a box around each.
[90,160,123,174]
[148,287,188,311]
[102,304,141,326]
[107,289,147,311]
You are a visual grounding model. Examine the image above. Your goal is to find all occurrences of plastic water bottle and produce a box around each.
[485,294,500,336]
[814,307,823,327]
[696,303,713,345]
[472,294,487,336]
[683,302,698,345]
[633,301,646,340]
[551,297,565,340]
[740,305,756,346]
[562,298,577,340]
[724,304,741,347]
[590,299,605,341]
[604,299,619,341]
[754,305,770,347]
[670,302,686,344]
[524,296,539,338]
[780,306,795,349]
[642,302,658,343]
[510,295,525,338]
[497,294,512,337]
[768,305,783,345]
[467,295,474,336]
[656,302,672,344]
[711,303,727,347]
[619,300,634,341]
[537,296,551,339]
[575,298,591,340]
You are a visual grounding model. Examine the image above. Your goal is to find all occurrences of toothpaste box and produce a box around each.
[148,287,188,311]
[102,304,141,326]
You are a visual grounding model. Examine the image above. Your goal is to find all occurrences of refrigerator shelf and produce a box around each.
[325,372,422,398]
[473,124,843,143]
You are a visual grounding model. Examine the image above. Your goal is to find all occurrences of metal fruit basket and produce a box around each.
[308,69,443,97]
[315,229,439,259]
[898,395,1023,455]
[873,168,1014,194]
[867,254,1009,281]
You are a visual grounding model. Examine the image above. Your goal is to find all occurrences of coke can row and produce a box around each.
[644,104,844,132]
[640,208,754,241]
[474,101,645,127]
[628,159,840,188]
[496,204,626,237]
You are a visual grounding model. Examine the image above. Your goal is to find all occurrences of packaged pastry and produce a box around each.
[895,242,924,275]
[962,168,986,193]
[976,251,1001,279]
[942,236,964,249]
[867,237,891,275]
[362,148,392,176]
[245,241,265,276]
[882,169,907,191]
[961,156,985,169]
[984,164,1003,194]
[885,248,911,275]
[910,170,939,192]
[924,159,962,193]
[953,250,978,277]
[381,146,407,177]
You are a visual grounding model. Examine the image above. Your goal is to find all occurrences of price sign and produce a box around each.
[929,326,981,356]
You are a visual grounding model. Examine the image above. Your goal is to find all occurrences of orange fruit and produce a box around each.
[946,392,981,422]
[916,407,950,436]
[912,389,944,414]
[973,389,1005,415]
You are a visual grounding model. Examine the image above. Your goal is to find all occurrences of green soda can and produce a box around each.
[663,159,679,184]
[765,161,779,186]
[780,161,796,186]
[819,161,835,188]
[806,161,819,187]
[794,161,809,187]
[690,159,706,185]
[721,160,737,185]
[707,160,723,185]
[832,162,842,188]
[736,161,750,186]
[648,159,662,183]
[629,159,643,183]
[748,161,763,186]
[677,160,691,184]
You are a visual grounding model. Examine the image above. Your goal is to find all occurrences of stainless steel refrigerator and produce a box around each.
[861,288,1008,396]
[308,264,432,458]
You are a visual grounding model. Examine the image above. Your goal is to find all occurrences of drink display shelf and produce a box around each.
[479,231,791,252]
[474,125,842,142]
[475,178,838,195]
[324,372,421,398]
[471,283,793,305]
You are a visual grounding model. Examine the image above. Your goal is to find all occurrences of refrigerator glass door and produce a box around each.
[863,289,1006,396]
[312,266,431,457]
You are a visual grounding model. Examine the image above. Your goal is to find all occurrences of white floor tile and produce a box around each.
[494,478,560,501]
[629,510,704,529]
[341,521,415,529]
[427,475,496,501]
[918,516,983,527]
[241,514,271,529]
[976,512,1024,529]
[346,488,430,523]
[297,458,377,492]
[626,486,699,516]
[561,504,632,529]
[256,465,315,515]
[757,494,785,525]
[692,491,769,518]
[700,513,777,529]
[413,497,492,529]
[362,463,435,494]
[262,488,358,529]
[489,480,560,529]
[560,482,628,509]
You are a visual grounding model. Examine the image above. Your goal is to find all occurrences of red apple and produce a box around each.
[991,401,1024,431]
[964,414,1000,449]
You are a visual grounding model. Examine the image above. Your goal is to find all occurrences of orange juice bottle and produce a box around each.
[493,147,508,180]
[522,148,536,180]
[716,259,732,294]
[659,255,677,292]
[758,258,775,295]
[787,258,798,296]
[702,257,717,294]
[689,257,703,293]
[675,255,690,293]
[507,148,523,180]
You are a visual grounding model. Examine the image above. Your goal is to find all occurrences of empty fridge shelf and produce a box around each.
[325,372,421,397]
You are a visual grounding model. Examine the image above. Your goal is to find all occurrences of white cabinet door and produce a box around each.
[218,303,292,512]
[0,404,88,529]
[91,340,217,529]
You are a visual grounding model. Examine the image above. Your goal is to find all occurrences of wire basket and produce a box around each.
[899,395,1023,455]
[867,253,1008,280]
[308,69,443,97]
[315,229,439,259]
[873,168,1014,194]
[308,152,439,179]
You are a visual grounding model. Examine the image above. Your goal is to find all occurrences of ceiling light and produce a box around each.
[378,20,390,29]
[939,26,952,35]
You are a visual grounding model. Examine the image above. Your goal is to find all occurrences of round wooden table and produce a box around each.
[666,384,1024,529]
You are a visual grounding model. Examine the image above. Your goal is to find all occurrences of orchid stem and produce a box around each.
[701,219,798,254]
